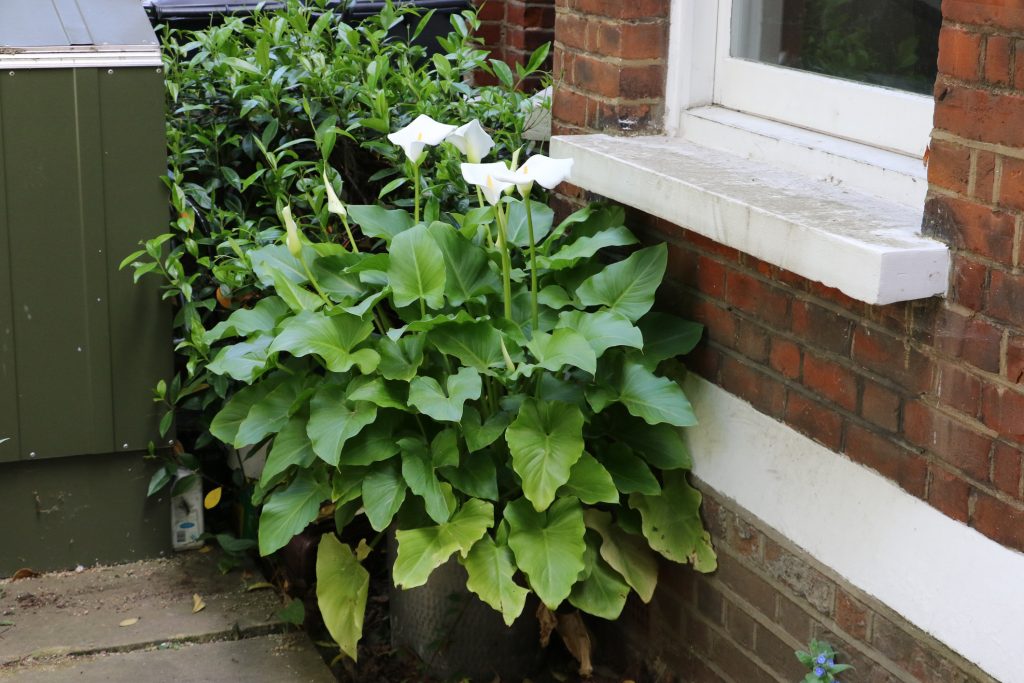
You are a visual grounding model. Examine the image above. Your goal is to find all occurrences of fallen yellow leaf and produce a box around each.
[192,594,206,614]
[203,487,222,510]
[119,617,139,627]
[245,582,275,592]
[355,539,372,561]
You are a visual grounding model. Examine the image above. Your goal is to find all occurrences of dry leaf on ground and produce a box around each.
[119,617,139,627]
[192,594,206,613]
[556,611,593,678]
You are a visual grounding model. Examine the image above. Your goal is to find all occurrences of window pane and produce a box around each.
[730,0,941,95]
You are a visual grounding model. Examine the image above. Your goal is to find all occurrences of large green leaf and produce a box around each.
[556,310,643,358]
[584,509,658,603]
[235,374,307,447]
[209,376,283,445]
[273,271,323,313]
[576,244,667,321]
[401,439,454,524]
[316,534,369,661]
[426,221,501,306]
[205,297,290,344]
[538,225,638,270]
[362,459,407,531]
[440,449,499,501]
[526,329,596,375]
[258,470,330,555]
[307,384,377,466]
[429,322,505,371]
[463,407,511,452]
[505,497,586,609]
[506,199,554,247]
[598,442,660,494]
[610,410,692,470]
[637,313,703,369]
[387,224,446,310]
[269,310,379,373]
[408,366,482,422]
[313,255,367,303]
[249,244,313,287]
[462,536,528,626]
[206,335,273,382]
[347,205,414,243]
[339,419,400,466]
[630,471,717,571]
[558,452,618,504]
[377,334,425,381]
[591,359,697,427]
[568,546,630,620]
[347,377,407,410]
[506,399,585,511]
[260,413,317,488]
[393,498,494,589]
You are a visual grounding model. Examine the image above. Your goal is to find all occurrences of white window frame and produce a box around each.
[665,0,935,207]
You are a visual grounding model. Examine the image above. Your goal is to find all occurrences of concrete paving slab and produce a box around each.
[0,633,335,682]
[0,551,284,665]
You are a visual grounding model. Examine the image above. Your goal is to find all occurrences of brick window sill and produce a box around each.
[550,133,951,306]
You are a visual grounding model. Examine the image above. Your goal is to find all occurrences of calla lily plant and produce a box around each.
[198,115,716,663]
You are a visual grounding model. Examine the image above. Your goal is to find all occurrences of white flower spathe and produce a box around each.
[323,170,347,218]
[282,205,301,257]
[494,154,573,196]
[460,161,515,206]
[446,119,494,164]
[387,114,457,164]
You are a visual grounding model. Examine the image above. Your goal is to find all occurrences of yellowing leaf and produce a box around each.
[204,487,223,509]
[245,582,275,592]
[355,539,372,562]
[192,594,206,614]
[119,617,139,627]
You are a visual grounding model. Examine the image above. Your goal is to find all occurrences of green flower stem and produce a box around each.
[476,187,494,244]
[523,193,539,332]
[413,163,421,224]
[340,214,359,253]
[300,258,331,307]
[494,202,513,319]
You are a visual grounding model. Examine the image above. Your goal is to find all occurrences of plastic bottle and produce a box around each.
[170,468,204,551]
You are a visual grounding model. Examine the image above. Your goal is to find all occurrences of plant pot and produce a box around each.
[388,537,542,681]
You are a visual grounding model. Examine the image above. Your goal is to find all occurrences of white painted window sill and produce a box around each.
[549,133,950,306]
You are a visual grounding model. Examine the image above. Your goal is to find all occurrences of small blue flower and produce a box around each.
[827,658,835,667]
[816,654,827,665]
[814,666,825,677]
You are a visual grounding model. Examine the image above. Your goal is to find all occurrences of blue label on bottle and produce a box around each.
[180,522,196,529]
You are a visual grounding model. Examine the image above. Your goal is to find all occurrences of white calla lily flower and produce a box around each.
[282,205,301,258]
[387,114,456,164]
[461,161,516,206]
[322,170,347,218]
[494,154,574,196]
[446,119,494,164]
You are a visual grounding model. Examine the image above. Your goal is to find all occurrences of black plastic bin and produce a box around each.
[346,0,471,50]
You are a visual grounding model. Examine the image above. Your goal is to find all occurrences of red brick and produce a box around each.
[769,338,801,380]
[734,318,769,364]
[551,87,588,127]
[785,390,843,451]
[928,308,1002,374]
[1017,39,1024,88]
[834,590,870,641]
[903,401,992,481]
[695,255,726,299]
[972,491,1024,551]
[937,26,982,81]
[696,581,724,625]
[985,268,1024,327]
[692,299,736,347]
[720,355,786,419]
[974,150,997,202]
[726,509,763,560]
[684,230,743,263]
[924,194,1015,267]
[763,539,834,615]
[619,64,666,100]
[845,423,929,498]
[561,0,670,20]
[943,0,1024,32]
[860,380,902,433]
[985,35,1013,85]
[927,465,972,522]
[592,99,659,133]
[475,0,506,21]
[596,20,667,60]
[753,624,808,680]
[775,595,812,643]
[950,254,987,310]
[851,327,933,393]
[998,156,1024,212]
[925,140,971,193]
[933,362,983,419]
[792,300,853,356]
[725,271,790,330]
[571,52,619,97]
[981,383,1024,440]
[553,11,586,50]
[802,354,859,412]
[992,441,1023,498]
[1007,332,1024,385]
[714,553,775,617]
[723,601,756,650]
[934,83,1024,148]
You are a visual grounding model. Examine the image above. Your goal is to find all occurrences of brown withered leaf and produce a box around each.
[536,604,557,648]
[11,568,39,581]
[556,611,593,678]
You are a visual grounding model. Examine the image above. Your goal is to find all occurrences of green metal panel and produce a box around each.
[0,451,172,575]
[0,89,18,463]
[99,67,173,451]
[0,0,158,49]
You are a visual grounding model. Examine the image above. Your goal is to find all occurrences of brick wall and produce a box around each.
[474,0,555,87]
[547,0,1024,679]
